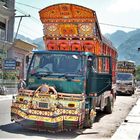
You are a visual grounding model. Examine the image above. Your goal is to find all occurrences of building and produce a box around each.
[0,0,15,68]
[0,0,15,84]
[7,39,37,79]
[0,0,39,81]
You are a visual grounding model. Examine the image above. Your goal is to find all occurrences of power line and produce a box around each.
[16,2,41,10]
[17,30,37,39]
[14,15,31,40]
[15,2,140,30]
[14,17,42,38]
[99,23,140,30]
[16,8,27,15]
[30,16,42,24]
[19,22,41,36]
[16,7,42,24]
[16,7,32,17]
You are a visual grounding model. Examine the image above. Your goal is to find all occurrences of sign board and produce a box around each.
[3,59,16,70]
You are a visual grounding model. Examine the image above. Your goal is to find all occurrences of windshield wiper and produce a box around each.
[58,73,74,81]
[31,71,52,77]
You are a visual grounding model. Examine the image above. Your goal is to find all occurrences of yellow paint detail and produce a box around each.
[64,116,78,121]
[12,103,29,110]
[28,115,63,123]
[12,107,83,123]
[72,79,81,82]
[41,77,65,81]
[41,77,81,82]
[11,107,27,119]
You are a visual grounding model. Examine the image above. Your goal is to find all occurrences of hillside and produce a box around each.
[16,34,45,50]
[117,32,140,65]
[16,34,33,43]
[33,37,45,50]
[105,29,140,65]
[104,30,128,48]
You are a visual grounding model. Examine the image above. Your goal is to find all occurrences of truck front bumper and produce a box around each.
[11,103,85,132]
[116,86,134,94]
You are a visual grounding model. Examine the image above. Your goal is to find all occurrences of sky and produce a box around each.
[15,0,140,39]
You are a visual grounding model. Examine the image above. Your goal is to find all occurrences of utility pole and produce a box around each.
[12,15,30,88]
[14,15,31,40]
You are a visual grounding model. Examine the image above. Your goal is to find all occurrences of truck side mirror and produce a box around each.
[87,59,92,68]
[26,56,29,64]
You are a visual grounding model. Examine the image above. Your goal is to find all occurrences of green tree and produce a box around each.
[136,66,140,80]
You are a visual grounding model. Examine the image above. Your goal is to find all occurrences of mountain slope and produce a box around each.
[16,34,33,43]
[33,37,45,50]
[16,34,44,50]
[105,30,128,48]
[105,29,140,49]
[117,32,140,65]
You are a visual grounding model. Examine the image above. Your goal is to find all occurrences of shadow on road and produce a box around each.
[94,111,106,123]
[0,121,101,139]
[0,122,90,139]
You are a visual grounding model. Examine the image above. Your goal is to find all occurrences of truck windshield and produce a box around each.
[117,73,133,81]
[29,53,84,75]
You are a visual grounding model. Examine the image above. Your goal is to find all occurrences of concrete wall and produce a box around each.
[6,0,15,42]
[0,0,15,42]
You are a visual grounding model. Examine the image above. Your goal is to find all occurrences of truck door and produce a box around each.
[86,55,112,96]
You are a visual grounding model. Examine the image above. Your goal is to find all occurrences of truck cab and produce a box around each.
[116,72,135,95]
[27,50,112,96]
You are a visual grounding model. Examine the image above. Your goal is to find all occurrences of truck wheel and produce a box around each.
[104,96,114,114]
[83,109,96,128]
[83,114,92,128]
[132,90,135,94]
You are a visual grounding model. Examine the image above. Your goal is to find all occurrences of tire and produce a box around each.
[83,109,96,128]
[83,114,92,128]
[116,91,119,95]
[104,95,114,114]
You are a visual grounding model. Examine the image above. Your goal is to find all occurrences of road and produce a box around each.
[0,91,139,139]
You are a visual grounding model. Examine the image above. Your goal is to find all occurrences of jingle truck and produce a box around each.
[116,60,136,95]
[11,3,117,132]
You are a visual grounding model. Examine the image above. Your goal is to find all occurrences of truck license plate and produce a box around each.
[39,102,48,108]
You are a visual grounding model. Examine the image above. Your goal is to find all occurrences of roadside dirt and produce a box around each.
[75,91,140,139]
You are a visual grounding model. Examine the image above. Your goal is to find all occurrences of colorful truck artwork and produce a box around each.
[11,3,118,132]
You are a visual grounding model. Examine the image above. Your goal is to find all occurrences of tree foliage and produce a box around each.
[136,66,140,80]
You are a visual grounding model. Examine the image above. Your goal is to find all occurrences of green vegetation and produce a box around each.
[136,66,140,80]
[3,71,17,80]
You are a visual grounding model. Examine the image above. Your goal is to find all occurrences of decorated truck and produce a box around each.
[116,60,136,95]
[11,3,117,132]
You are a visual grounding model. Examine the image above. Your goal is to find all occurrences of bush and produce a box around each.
[136,66,140,80]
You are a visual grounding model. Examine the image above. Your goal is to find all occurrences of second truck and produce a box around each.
[11,3,117,132]
[116,60,136,95]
